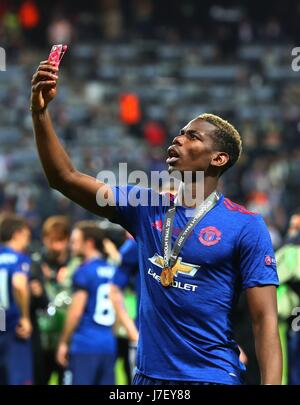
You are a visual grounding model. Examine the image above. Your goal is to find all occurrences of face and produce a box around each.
[167,118,228,175]
[43,235,69,258]
[70,228,85,257]
[15,227,31,252]
[288,215,300,237]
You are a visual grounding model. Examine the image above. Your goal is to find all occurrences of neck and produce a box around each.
[6,241,22,253]
[177,176,218,208]
[85,249,101,261]
[57,249,68,264]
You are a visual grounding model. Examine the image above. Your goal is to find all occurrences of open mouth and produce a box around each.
[166,146,180,165]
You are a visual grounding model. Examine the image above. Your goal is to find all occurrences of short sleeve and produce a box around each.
[111,265,131,289]
[111,185,164,237]
[120,239,138,267]
[13,255,31,278]
[111,239,138,289]
[72,267,89,292]
[238,215,279,290]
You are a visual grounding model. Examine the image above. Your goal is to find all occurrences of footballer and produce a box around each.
[30,59,282,385]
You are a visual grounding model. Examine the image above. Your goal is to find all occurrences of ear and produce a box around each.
[210,152,230,169]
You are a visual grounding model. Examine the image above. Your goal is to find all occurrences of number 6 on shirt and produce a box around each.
[93,283,115,326]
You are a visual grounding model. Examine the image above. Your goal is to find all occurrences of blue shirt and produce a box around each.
[112,186,279,384]
[0,246,31,331]
[111,238,140,326]
[70,257,116,355]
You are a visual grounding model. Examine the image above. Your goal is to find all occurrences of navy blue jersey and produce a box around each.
[112,186,279,384]
[70,257,116,355]
[111,238,140,326]
[0,247,30,331]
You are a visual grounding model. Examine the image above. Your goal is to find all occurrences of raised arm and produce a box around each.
[31,61,115,219]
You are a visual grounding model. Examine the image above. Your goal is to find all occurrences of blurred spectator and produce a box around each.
[119,92,141,126]
[276,209,300,385]
[19,1,40,30]
[47,15,73,45]
[100,0,123,40]
[133,0,154,38]
[143,121,166,147]
[30,216,78,384]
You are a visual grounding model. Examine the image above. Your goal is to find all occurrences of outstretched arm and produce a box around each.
[246,285,282,384]
[31,61,115,219]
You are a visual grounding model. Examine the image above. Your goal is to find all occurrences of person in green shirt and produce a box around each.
[276,209,300,385]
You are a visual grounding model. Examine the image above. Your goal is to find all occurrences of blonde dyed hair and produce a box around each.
[197,113,242,173]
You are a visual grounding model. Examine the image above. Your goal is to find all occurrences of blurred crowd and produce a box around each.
[1,1,300,242]
[1,0,300,384]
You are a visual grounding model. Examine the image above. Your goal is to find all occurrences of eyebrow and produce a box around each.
[181,129,203,137]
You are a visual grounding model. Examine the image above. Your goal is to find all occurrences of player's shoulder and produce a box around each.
[94,259,116,280]
[0,246,19,265]
[220,197,270,243]
[74,260,93,277]
[18,252,31,265]
[78,258,114,278]
[121,237,138,255]
[221,196,262,222]
[72,262,89,286]
[17,253,31,274]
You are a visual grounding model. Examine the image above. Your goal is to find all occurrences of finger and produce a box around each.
[38,62,59,71]
[32,71,58,84]
[39,59,59,67]
[37,63,59,74]
[32,81,56,92]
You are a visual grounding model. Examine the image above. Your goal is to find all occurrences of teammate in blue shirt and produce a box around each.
[56,221,116,385]
[110,234,139,335]
[31,61,282,385]
[0,214,32,385]
[110,234,139,379]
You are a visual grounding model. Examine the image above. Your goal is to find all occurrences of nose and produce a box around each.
[172,134,185,146]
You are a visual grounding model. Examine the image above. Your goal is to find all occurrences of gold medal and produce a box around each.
[160,267,174,287]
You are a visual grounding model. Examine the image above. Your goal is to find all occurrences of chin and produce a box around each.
[166,165,183,180]
[167,164,179,174]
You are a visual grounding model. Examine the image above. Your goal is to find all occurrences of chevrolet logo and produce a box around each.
[148,254,200,277]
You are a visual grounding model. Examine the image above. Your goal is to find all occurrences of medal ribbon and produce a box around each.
[161,191,220,282]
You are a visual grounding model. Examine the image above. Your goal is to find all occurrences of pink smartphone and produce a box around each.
[48,44,68,67]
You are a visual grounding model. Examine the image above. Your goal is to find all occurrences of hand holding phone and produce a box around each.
[30,45,68,112]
